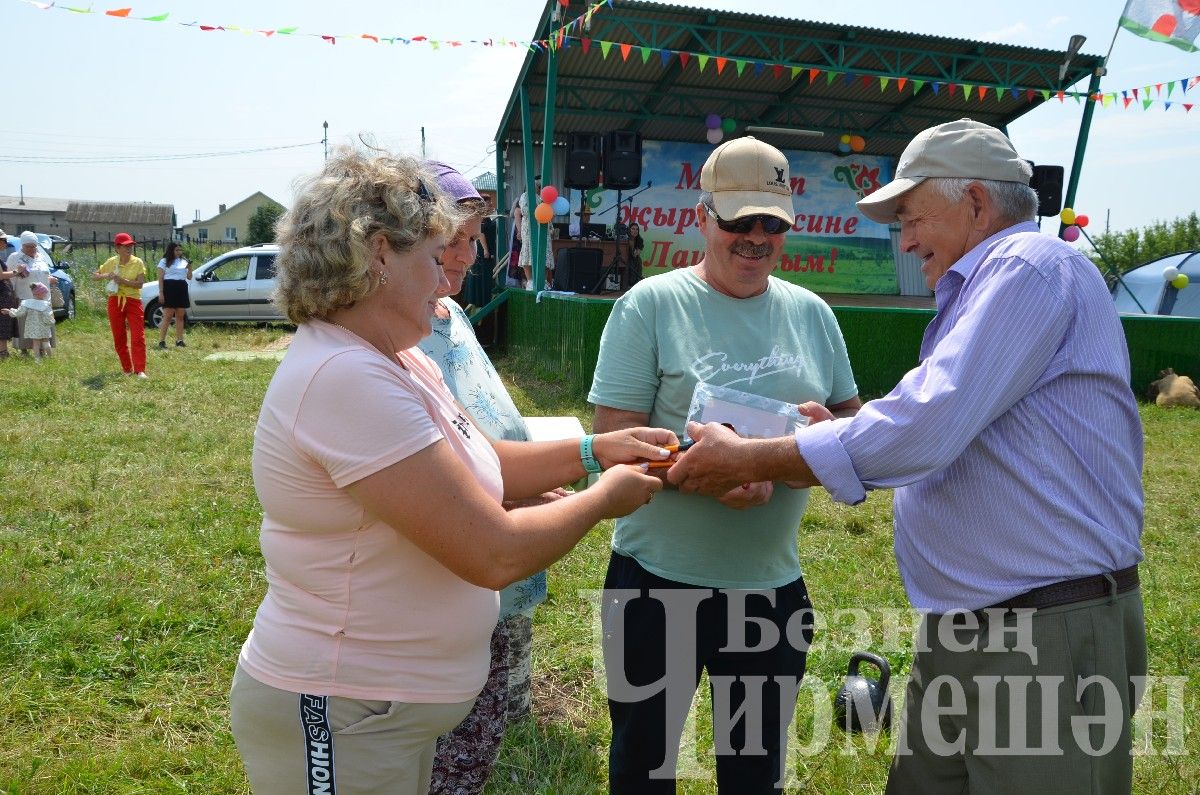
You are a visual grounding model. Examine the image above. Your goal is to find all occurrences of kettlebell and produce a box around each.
[833,651,893,733]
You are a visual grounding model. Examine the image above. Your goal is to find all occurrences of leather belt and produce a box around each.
[985,565,1139,612]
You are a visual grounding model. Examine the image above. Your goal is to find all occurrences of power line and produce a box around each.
[0,141,321,165]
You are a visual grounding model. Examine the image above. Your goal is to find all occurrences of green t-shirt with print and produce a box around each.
[589,268,858,589]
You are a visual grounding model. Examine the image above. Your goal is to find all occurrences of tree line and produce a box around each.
[1086,212,1200,276]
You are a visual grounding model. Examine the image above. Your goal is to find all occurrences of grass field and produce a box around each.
[0,274,1197,793]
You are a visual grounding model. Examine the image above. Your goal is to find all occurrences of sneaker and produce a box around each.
[136,372,149,379]
[175,340,186,347]
[158,341,167,350]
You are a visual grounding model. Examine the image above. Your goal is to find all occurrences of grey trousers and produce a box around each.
[886,588,1146,795]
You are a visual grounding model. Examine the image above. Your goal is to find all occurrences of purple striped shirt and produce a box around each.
[797,222,1144,611]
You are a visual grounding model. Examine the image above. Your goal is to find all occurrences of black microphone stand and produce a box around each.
[589,181,652,294]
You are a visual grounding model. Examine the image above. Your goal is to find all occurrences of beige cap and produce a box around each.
[700,136,795,225]
[857,118,1032,224]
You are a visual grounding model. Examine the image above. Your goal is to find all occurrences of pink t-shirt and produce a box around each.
[239,321,503,702]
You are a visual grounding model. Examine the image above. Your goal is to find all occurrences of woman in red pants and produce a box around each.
[92,232,148,377]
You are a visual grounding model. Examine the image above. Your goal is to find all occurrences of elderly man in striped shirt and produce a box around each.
[668,118,1145,795]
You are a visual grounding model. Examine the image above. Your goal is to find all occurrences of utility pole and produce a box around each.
[323,121,329,161]
[421,127,426,159]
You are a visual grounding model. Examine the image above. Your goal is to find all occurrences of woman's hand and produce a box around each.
[592,426,679,469]
[797,401,835,424]
[591,463,664,518]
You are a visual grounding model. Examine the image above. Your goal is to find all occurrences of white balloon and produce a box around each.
[1163,266,1180,282]
[706,128,724,144]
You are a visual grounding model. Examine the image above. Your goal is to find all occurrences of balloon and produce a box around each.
[539,185,558,204]
[1059,208,1076,225]
[840,134,851,144]
[552,196,570,215]
[721,117,736,134]
[837,142,851,154]
[706,128,724,144]
[1061,225,1080,242]
[850,135,865,153]
[1075,214,1089,228]
[533,202,554,224]
[705,113,721,129]
[1163,266,1180,282]
[1173,274,1190,290]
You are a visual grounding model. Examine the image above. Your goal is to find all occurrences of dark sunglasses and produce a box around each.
[415,179,432,202]
[704,204,791,235]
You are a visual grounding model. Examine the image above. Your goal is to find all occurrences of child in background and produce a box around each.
[3,282,55,361]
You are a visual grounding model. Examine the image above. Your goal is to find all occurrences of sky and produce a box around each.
[3,0,1198,235]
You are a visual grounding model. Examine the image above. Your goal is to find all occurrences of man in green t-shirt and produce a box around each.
[589,136,861,792]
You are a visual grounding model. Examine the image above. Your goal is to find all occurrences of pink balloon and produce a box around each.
[1062,225,1080,242]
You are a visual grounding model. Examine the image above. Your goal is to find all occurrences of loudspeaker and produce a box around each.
[565,133,602,189]
[1029,164,1064,218]
[603,130,643,189]
[554,247,604,292]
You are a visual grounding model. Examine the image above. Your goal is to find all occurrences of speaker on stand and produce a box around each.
[565,133,602,190]
[1028,163,1065,218]
[603,130,643,190]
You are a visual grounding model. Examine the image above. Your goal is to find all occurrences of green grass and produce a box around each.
[1,278,1197,793]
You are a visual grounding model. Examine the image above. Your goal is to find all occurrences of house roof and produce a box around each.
[0,195,70,213]
[471,172,498,191]
[496,0,1104,158]
[186,191,283,227]
[67,200,173,224]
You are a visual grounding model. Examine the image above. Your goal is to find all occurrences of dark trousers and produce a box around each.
[603,552,814,794]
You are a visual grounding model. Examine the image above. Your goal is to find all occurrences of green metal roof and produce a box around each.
[495,0,1105,157]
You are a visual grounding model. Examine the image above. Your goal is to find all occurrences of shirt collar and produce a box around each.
[932,220,1039,311]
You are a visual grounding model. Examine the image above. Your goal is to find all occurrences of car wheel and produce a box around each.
[145,299,163,329]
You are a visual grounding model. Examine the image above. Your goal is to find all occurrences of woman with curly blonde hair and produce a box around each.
[229,148,671,795]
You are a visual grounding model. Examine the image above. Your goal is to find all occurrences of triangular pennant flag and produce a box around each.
[106,8,132,17]
[261,30,276,37]
[322,35,336,44]
[948,83,958,97]
[362,34,379,43]
[844,72,856,85]
[1143,98,1153,109]
[678,51,690,69]
[1133,87,1139,99]
[142,13,169,21]
[1185,104,1194,112]
[278,26,297,34]
[963,84,974,102]
[978,85,988,101]
[1026,89,1035,102]
[199,25,219,31]
[996,86,1005,101]
[1182,78,1190,94]
[430,40,441,49]
[581,38,591,54]
[1164,101,1172,110]
[1167,81,1175,97]
[659,48,670,67]
[640,46,651,64]
[772,64,783,79]
[1073,91,1081,103]
[735,59,747,77]
[1056,90,1065,102]
[66,6,92,13]
[753,61,764,77]
[931,82,940,95]
[697,54,710,72]
[1144,85,1152,98]
[861,74,872,88]
[879,76,889,92]
[618,43,631,61]
[599,40,612,58]
[1102,94,1112,107]
[897,77,908,92]
[1124,97,1134,108]
[912,79,924,94]
[1010,87,1019,100]
[826,71,840,85]
[790,66,802,81]
[1155,82,1163,95]
[808,68,820,83]
[715,56,727,74]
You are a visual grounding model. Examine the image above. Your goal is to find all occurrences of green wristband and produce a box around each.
[580,434,602,473]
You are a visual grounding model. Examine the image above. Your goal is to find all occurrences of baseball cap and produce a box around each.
[857,118,1032,224]
[113,232,136,246]
[700,136,795,225]
[427,160,482,204]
